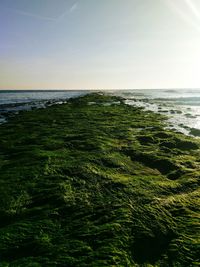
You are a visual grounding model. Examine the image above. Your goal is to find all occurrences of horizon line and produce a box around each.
[0,88,200,91]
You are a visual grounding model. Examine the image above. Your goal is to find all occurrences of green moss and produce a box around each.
[0,93,199,266]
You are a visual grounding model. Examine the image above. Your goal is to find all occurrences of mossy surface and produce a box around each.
[0,93,199,266]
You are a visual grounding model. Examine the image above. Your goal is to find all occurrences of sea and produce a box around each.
[1,89,200,136]
[0,90,87,124]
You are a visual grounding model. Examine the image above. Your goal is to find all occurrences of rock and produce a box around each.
[190,128,200,137]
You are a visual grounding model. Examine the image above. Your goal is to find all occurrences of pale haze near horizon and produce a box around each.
[1,0,200,90]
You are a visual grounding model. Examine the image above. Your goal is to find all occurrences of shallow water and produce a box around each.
[0,90,88,123]
[108,89,200,136]
[1,89,200,136]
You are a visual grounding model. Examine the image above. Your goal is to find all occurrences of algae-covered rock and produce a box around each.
[0,93,199,266]
[190,128,200,137]
[160,138,199,151]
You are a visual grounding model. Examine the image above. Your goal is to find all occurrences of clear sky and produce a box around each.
[1,0,200,89]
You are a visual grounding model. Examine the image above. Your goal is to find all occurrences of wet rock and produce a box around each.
[185,113,196,118]
[160,139,199,151]
[137,135,156,145]
[170,110,182,114]
[160,110,169,113]
[153,132,172,139]
[189,128,200,137]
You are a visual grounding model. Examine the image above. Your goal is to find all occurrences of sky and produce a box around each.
[1,0,200,89]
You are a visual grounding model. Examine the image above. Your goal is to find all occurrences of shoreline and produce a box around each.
[0,91,89,125]
[0,93,199,266]
[1,89,200,138]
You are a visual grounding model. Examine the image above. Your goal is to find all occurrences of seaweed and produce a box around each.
[0,93,199,266]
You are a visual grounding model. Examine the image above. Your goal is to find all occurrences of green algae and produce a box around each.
[0,93,199,266]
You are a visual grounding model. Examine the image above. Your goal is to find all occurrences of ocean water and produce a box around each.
[109,89,200,136]
[1,89,200,136]
[0,90,88,123]
[0,90,88,105]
